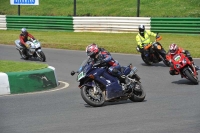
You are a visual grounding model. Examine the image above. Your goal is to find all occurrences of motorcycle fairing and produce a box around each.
[88,67,123,99]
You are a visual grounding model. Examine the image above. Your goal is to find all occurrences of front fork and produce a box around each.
[36,49,42,58]
[82,81,101,95]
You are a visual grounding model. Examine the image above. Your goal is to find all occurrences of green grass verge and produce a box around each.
[0,30,200,57]
[0,0,199,17]
[0,60,48,72]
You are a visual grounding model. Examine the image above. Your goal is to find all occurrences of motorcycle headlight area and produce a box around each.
[176,64,181,68]
[29,48,35,54]
[182,58,187,64]
[77,71,86,81]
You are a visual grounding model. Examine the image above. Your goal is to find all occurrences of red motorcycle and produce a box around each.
[170,53,199,84]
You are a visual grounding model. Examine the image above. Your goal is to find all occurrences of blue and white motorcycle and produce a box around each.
[15,39,46,62]
[71,58,146,107]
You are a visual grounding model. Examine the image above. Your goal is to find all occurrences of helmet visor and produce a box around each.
[170,49,176,54]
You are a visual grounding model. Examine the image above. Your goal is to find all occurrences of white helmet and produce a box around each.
[21,28,27,34]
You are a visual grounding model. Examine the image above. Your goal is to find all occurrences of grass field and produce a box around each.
[0,0,199,17]
[0,60,48,72]
[0,30,200,57]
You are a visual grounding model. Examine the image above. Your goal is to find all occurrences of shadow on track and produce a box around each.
[140,63,168,67]
[83,100,147,108]
[172,79,197,85]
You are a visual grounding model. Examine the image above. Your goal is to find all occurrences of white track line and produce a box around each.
[0,81,69,97]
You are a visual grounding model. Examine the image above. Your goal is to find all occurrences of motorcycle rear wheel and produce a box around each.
[81,86,105,107]
[184,69,199,85]
[129,82,146,102]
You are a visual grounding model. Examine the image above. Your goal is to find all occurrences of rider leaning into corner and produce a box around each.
[19,28,35,55]
[166,43,200,75]
[86,43,127,82]
[135,24,161,60]
[85,43,128,100]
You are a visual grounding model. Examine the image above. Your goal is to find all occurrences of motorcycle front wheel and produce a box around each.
[36,51,46,62]
[129,82,146,102]
[184,69,199,85]
[81,86,105,107]
[141,54,153,65]
[158,52,170,67]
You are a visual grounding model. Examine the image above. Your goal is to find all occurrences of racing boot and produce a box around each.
[118,75,131,85]
[118,75,126,83]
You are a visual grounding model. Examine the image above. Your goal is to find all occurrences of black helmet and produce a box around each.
[139,25,145,34]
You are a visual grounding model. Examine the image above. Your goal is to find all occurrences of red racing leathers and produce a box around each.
[19,32,35,47]
[166,47,190,75]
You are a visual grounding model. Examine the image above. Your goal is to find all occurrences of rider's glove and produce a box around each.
[25,43,30,49]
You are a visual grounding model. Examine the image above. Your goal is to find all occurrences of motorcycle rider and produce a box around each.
[86,43,126,100]
[19,28,35,55]
[166,43,199,75]
[136,24,161,60]
[86,43,126,82]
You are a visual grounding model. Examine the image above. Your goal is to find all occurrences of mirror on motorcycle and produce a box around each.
[71,71,76,76]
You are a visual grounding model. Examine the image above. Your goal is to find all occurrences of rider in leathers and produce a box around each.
[86,43,125,80]
[166,43,199,75]
[19,28,35,55]
[86,43,125,100]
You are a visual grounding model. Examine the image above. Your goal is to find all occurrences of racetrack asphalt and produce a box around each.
[0,44,200,133]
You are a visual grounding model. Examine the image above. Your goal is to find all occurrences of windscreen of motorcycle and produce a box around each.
[33,40,40,48]
[152,42,161,50]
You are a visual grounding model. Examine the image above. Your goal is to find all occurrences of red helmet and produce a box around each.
[169,43,178,54]
[86,43,99,58]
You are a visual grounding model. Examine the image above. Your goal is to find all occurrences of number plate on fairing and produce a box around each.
[174,55,181,61]
[77,72,85,81]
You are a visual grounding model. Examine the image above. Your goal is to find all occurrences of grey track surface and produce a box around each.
[0,44,200,133]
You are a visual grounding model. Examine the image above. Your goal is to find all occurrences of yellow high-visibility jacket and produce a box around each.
[136,30,156,49]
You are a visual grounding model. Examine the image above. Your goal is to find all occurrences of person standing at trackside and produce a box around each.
[19,28,35,54]
[135,24,161,60]
[166,43,200,75]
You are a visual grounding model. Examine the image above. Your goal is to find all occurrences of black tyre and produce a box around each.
[184,69,199,85]
[81,86,105,107]
[129,82,146,102]
[163,60,171,67]
[141,54,153,65]
[159,53,170,67]
[37,51,46,62]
